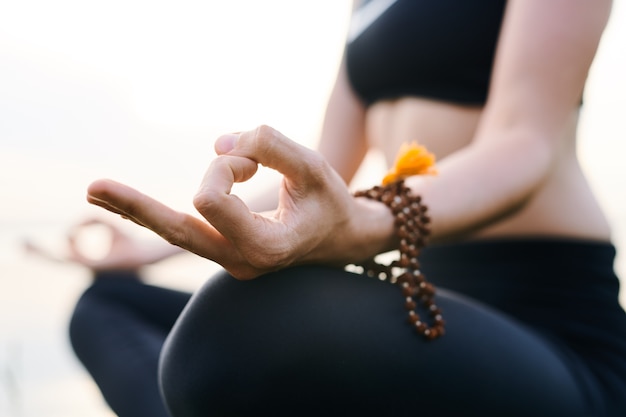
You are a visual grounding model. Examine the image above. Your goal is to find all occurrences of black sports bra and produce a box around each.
[345,0,507,106]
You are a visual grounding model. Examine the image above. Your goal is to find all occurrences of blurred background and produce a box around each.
[0,1,624,415]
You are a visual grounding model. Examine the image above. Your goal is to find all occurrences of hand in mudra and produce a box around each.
[87,126,389,279]
[24,218,174,272]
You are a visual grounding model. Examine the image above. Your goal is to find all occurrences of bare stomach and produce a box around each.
[365,98,612,242]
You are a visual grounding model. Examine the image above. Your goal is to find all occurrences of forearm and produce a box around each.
[405,131,554,241]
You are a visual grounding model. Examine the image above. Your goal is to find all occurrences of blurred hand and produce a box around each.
[87,125,392,279]
[24,218,183,272]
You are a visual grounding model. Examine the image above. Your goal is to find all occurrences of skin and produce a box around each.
[87,0,613,280]
[24,218,185,272]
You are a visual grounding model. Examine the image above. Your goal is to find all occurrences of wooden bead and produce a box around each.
[402,285,414,297]
[395,212,407,226]
[425,328,439,340]
[415,321,427,333]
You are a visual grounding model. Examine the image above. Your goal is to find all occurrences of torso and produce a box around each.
[347,0,612,243]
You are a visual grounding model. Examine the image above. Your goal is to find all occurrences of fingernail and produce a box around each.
[215,133,239,154]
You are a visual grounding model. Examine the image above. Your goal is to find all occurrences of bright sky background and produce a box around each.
[0,1,353,228]
[0,1,625,416]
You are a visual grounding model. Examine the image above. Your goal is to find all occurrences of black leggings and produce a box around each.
[70,240,626,417]
[69,272,190,417]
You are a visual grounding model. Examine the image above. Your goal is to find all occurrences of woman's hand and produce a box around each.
[87,126,395,279]
[24,218,185,272]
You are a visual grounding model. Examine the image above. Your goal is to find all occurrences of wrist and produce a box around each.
[347,195,398,263]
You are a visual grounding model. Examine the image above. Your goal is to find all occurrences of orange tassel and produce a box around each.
[382,142,437,185]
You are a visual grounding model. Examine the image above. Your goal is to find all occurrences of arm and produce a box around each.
[407,0,612,240]
[317,58,369,184]
[318,0,369,183]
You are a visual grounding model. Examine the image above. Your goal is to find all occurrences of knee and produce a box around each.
[158,317,239,417]
[158,333,202,417]
[157,270,285,416]
[157,272,233,417]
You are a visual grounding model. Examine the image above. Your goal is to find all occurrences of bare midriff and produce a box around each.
[365,97,612,242]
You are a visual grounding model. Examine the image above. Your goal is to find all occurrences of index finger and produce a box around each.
[215,125,327,187]
[87,179,232,261]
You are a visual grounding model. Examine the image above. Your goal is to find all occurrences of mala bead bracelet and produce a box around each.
[352,143,445,340]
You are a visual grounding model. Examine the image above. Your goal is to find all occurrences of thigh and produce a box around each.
[160,266,587,417]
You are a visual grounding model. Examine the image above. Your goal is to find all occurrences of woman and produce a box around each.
[60,0,626,415]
